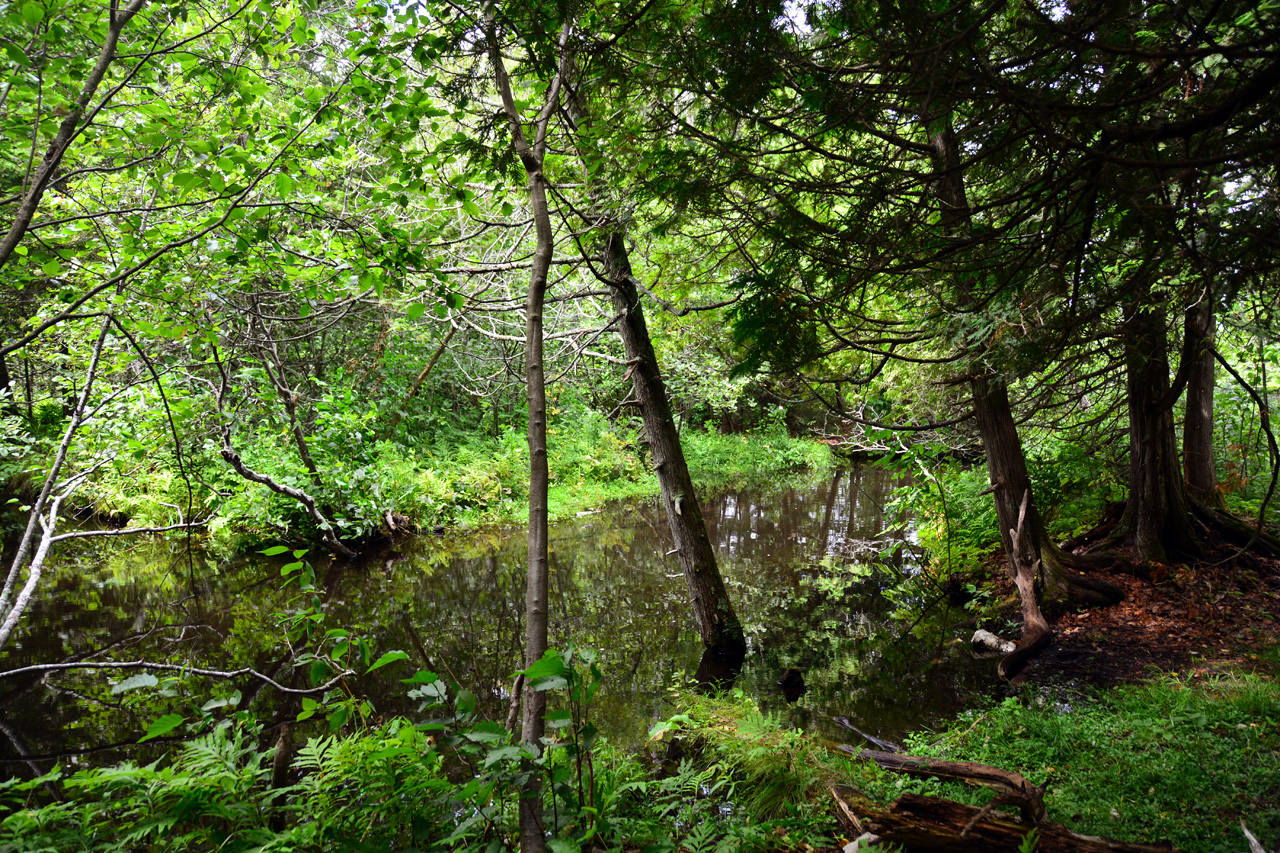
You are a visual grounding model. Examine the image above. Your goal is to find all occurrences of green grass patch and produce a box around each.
[868,671,1280,852]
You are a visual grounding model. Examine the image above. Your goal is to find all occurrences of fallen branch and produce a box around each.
[836,749,1047,823]
[830,786,1177,852]
[220,427,355,557]
[0,659,354,695]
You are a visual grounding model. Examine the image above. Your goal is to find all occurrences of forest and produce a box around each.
[2,0,1280,850]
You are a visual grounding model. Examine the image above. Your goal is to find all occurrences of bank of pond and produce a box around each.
[0,467,1277,851]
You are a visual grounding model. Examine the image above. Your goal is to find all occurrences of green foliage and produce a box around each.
[872,672,1280,852]
[680,426,835,490]
[661,689,834,824]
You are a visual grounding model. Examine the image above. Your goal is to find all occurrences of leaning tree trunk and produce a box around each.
[1118,298,1202,563]
[1183,298,1222,508]
[602,232,747,669]
[972,375,1124,609]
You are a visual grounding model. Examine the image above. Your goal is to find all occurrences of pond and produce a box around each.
[0,464,997,778]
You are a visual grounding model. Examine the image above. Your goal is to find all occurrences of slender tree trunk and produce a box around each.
[1118,298,1202,562]
[602,232,746,666]
[259,341,323,492]
[0,0,147,270]
[487,19,570,853]
[1184,299,1221,507]
[0,351,14,417]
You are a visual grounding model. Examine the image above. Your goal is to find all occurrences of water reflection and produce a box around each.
[0,465,994,776]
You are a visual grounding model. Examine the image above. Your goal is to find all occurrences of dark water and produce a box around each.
[0,465,995,777]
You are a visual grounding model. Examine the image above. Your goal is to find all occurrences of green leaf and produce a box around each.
[455,688,476,716]
[401,669,439,684]
[111,673,159,694]
[21,3,43,24]
[483,745,526,767]
[530,675,569,692]
[309,658,330,686]
[545,709,573,728]
[275,172,294,197]
[520,650,567,681]
[366,650,409,674]
[462,721,506,743]
[261,545,290,556]
[41,259,61,277]
[405,303,427,320]
[139,713,184,742]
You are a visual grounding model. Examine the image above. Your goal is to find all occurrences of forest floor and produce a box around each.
[1023,548,1280,686]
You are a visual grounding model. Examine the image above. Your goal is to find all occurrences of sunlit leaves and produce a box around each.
[139,713,184,742]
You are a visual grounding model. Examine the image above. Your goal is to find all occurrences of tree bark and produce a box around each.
[603,233,747,667]
[0,351,14,418]
[830,787,1178,853]
[972,376,1124,609]
[487,18,571,853]
[1118,297,1201,563]
[0,0,148,270]
[1183,300,1221,508]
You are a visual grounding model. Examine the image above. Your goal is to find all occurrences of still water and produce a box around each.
[0,465,995,777]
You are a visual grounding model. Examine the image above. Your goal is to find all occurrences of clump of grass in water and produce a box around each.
[873,669,1280,852]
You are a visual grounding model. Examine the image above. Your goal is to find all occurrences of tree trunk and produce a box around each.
[1118,298,1201,563]
[603,232,747,667]
[925,126,1121,620]
[1183,300,1221,508]
[972,375,1123,609]
[486,19,570,853]
[520,164,551,755]
[0,351,14,418]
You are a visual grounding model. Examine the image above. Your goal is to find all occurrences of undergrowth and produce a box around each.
[871,672,1280,852]
[50,407,833,555]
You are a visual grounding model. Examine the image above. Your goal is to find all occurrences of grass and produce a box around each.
[868,669,1280,852]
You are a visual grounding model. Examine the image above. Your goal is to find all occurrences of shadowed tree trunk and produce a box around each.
[1184,298,1222,508]
[602,232,747,670]
[0,352,14,418]
[927,126,1123,613]
[972,376,1124,608]
[1118,294,1202,563]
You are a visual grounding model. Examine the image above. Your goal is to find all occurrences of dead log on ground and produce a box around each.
[830,786,1177,853]
[834,747,1046,822]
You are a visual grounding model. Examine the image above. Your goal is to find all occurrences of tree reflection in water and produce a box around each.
[0,465,994,773]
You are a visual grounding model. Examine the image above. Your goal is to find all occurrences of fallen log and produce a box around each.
[835,748,1046,823]
[830,786,1178,853]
